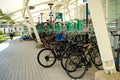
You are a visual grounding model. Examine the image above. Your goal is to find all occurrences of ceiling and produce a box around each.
[0,0,83,23]
[0,0,120,24]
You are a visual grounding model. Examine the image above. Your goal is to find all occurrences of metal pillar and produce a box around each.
[26,6,42,43]
[64,0,71,20]
[75,0,78,18]
[86,3,88,28]
[22,0,42,44]
[26,23,33,39]
[21,12,33,39]
[88,0,116,74]
[40,13,43,23]
[63,0,66,21]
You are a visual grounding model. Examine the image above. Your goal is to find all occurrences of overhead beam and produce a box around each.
[6,0,56,15]
[12,8,49,20]
[23,0,30,17]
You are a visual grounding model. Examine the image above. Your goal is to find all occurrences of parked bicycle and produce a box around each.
[19,34,31,41]
[37,32,68,68]
[65,40,103,79]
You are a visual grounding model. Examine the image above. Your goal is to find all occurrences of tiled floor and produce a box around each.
[0,37,98,80]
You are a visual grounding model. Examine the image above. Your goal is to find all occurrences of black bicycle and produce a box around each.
[60,34,86,70]
[37,40,68,68]
[65,42,103,79]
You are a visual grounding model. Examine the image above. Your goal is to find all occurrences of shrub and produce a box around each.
[0,31,4,35]
[13,32,20,36]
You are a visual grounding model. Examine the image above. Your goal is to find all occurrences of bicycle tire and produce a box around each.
[65,53,86,79]
[61,46,72,70]
[37,48,56,68]
[90,48,103,70]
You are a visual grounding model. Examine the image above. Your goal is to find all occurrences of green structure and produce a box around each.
[66,22,71,31]
[77,20,82,31]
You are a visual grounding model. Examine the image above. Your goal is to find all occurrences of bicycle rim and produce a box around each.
[91,48,103,70]
[37,48,56,68]
[61,46,76,70]
[65,53,86,79]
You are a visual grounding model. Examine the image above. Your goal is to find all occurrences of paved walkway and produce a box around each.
[0,37,98,80]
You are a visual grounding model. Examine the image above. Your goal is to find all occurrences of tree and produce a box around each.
[0,9,15,25]
[0,9,3,16]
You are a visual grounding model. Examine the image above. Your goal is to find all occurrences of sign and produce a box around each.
[49,10,53,17]
[55,13,62,22]
[83,0,87,2]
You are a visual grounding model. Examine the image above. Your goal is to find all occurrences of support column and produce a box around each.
[105,0,108,20]
[63,0,66,21]
[64,0,71,20]
[22,0,42,47]
[67,7,71,20]
[21,12,33,39]
[88,0,116,74]
[25,22,33,39]
[75,0,78,18]
[7,21,10,33]
[26,6,42,44]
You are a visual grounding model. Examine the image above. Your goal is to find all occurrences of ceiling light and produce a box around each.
[29,6,35,10]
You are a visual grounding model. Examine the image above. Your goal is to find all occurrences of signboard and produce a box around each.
[49,10,53,17]
[55,13,62,22]
[83,0,87,2]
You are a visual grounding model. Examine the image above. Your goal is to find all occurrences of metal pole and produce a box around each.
[40,13,43,23]
[86,3,88,28]
[38,17,40,23]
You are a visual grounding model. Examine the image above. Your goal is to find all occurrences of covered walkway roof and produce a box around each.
[0,0,120,24]
[0,0,84,23]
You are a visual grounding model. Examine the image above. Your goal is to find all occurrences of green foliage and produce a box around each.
[0,9,15,25]
[0,25,4,28]
[10,20,15,24]
[0,35,9,42]
[23,30,28,34]
[13,32,20,36]
[0,31,4,35]
[0,9,3,16]
[2,15,11,20]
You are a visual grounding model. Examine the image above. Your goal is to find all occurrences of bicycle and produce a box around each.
[65,41,103,79]
[61,34,85,70]
[37,32,68,68]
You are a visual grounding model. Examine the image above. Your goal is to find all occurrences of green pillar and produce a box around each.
[52,24,55,31]
[66,22,71,31]
[41,26,44,31]
[77,20,82,31]
[48,26,51,31]
[56,24,61,31]
[74,23,77,30]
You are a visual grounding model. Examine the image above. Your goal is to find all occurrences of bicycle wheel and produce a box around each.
[90,48,103,70]
[61,46,76,70]
[37,48,56,68]
[65,53,86,79]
